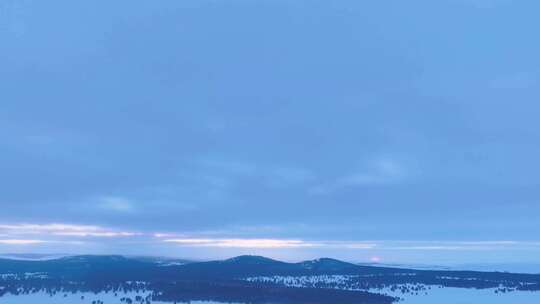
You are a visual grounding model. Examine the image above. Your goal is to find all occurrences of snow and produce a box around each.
[0,272,48,279]
[0,291,239,304]
[0,287,537,303]
[0,291,150,304]
[384,287,540,304]
[245,275,540,303]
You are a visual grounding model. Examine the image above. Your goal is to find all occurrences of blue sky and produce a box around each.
[1,0,540,264]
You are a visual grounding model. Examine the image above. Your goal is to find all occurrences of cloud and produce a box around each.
[1,222,538,256]
[161,237,540,252]
[162,238,378,249]
[163,238,314,248]
[381,241,540,251]
[154,233,177,238]
[0,223,139,238]
[343,158,405,185]
[199,159,315,187]
[267,167,315,187]
[0,239,47,245]
[55,231,139,237]
[311,157,406,194]
[200,160,257,176]
[97,196,135,212]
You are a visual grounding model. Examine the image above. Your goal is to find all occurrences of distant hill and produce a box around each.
[1,254,540,303]
[1,254,539,289]
[129,255,195,266]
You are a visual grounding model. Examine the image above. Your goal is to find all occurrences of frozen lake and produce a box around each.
[0,291,237,304]
[0,288,538,303]
[382,287,539,304]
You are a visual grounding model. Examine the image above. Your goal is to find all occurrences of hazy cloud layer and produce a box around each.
[1,0,540,263]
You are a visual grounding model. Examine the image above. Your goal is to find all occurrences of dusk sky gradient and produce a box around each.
[1,0,540,265]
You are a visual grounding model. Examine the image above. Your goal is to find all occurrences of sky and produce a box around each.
[1,0,540,265]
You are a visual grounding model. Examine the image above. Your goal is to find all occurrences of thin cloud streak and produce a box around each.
[2,222,540,254]
[163,238,316,249]
[0,239,47,245]
[0,223,139,238]
[162,238,378,249]
[382,241,540,251]
[310,157,408,194]
[96,196,136,213]
[163,238,540,251]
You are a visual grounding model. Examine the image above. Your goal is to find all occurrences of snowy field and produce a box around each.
[382,287,539,304]
[0,291,238,304]
[245,275,540,303]
[0,291,153,304]
[0,288,537,303]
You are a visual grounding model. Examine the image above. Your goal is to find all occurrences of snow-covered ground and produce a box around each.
[384,287,539,304]
[0,272,49,280]
[0,291,152,304]
[246,275,540,303]
[0,288,537,303]
[0,291,237,304]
